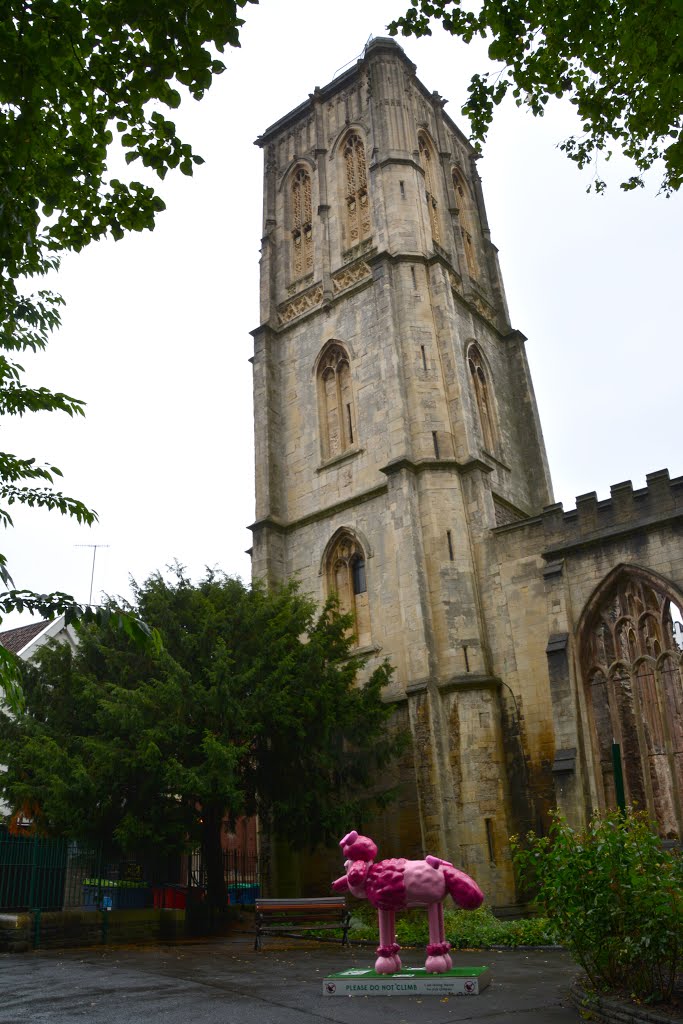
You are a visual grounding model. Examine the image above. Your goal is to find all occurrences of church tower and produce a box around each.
[251,38,554,904]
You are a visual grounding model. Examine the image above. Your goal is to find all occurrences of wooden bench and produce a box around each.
[254,897,351,950]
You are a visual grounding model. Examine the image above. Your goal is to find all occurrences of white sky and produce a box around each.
[2,0,681,625]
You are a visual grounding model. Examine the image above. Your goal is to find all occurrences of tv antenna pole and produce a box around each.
[75,544,110,605]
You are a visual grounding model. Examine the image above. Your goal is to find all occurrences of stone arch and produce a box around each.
[314,341,358,462]
[277,154,317,192]
[318,526,373,575]
[578,563,683,838]
[578,563,683,645]
[320,528,372,647]
[418,131,441,246]
[465,342,497,454]
[329,121,369,158]
[311,337,356,376]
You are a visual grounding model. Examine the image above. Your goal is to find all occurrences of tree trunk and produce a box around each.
[201,806,228,920]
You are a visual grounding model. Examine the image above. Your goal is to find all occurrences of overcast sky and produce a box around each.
[2,0,681,625]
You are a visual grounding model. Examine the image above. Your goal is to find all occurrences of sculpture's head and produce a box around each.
[339,830,378,863]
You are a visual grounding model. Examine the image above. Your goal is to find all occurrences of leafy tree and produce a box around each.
[0,568,403,912]
[389,0,683,193]
[0,2,255,681]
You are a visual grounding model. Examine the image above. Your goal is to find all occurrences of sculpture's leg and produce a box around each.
[425,901,452,974]
[388,909,402,972]
[375,908,400,974]
[438,901,452,970]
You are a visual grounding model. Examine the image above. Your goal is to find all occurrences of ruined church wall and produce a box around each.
[486,470,683,828]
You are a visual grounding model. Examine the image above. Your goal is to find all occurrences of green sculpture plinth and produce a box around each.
[322,965,491,997]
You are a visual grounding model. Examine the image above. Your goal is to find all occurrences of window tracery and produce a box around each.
[418,134,441,246]
[291,166,313,279]
[452,169,479,278]
[580,572,683,838]
[467,345,496,453]
[325,531,371,647]
[317,344,356,461]
[343,133,371,248]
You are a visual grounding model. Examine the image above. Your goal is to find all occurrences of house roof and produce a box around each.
[0,620,52,654]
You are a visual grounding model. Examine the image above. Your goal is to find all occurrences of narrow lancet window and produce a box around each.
[419,134,441,246]
[325,532,371,647]
[317,344,357,461]
[467,345,496,452]
[453,169,479,278]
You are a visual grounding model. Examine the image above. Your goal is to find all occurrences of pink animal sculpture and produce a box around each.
[332,830,484,974]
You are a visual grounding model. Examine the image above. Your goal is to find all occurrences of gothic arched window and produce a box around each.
[325,531,371,647]
[418,134,441,246]
[343,133,371,248]
[580,570,683,839]
[452,169,479,278]
[291,166,313,279]
[317,343,357,461]
[467,345,496,453]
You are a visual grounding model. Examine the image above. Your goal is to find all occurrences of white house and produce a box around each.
[0,616,78,820]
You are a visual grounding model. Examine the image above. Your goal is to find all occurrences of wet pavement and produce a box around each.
[0,932,580,1023]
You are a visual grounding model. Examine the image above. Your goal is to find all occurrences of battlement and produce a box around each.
[494,469,683,557]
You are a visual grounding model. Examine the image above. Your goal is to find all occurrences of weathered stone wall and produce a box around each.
[489,469,683,831]
[0,909,185,952]
[0,912,30,952]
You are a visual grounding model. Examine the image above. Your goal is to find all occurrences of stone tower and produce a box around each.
[250,38,555,905]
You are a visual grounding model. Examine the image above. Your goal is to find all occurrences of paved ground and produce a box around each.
[0,933,580,1023]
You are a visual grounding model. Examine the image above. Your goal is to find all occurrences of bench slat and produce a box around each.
[254,896,351,951]
[256,898,346,908]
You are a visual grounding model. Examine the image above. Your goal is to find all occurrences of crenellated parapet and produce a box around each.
[494,468,683,559]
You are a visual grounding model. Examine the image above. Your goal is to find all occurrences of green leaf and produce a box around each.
[388,0,683,193]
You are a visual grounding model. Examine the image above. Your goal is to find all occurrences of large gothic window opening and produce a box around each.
[317,343,356,461]
[343,132,371,249]
[325,531,371,648]
[580,571,683,839]
[452,169,479,278]
[418,133,441,246]
[291,166,313,279]
[467,345,496,453]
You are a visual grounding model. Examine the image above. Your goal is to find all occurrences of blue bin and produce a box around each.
[82,883,148,910]
[227,883,260,905]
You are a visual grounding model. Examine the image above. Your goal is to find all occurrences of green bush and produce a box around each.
[347,900,556,948]
[448,907,557,948]
[511,810,683,1003]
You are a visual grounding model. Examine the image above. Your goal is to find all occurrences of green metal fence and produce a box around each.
[1,830,261,913]
[0,832,101,911]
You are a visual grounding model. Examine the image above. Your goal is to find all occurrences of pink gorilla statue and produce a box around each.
[332,830,484,974]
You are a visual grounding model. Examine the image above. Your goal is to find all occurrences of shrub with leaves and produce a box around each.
[348,901,556,947]
[511,810,683,1002]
